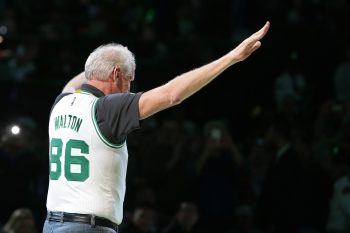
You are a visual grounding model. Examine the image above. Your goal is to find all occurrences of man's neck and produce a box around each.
[87,79,112,95]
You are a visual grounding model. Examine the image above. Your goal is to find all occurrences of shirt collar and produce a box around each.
[80,84,105,97]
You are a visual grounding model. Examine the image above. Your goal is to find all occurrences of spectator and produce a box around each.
[0,117,42,224]
[195,120,244,233]
[224,205,263,233]
[8,44,37,83]
[119,206,158,233]
[274,52,306,115]
[326,144,350,233]
[239,136,272,206]
[313,99,346,170]
[333,46,350,111]
[140,117,188,214]
[161,202,204,233]
[255,115,307,233]
[1,208,37,233]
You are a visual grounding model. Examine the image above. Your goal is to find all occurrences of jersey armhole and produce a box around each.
[91,99,125,149]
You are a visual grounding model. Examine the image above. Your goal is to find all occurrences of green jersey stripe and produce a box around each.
[91,99,125,149]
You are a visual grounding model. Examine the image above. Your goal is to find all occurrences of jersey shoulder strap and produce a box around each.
[49,92,73,115]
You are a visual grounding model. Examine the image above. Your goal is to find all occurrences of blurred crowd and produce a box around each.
[1,0,350,233]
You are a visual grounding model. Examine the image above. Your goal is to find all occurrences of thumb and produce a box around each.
[252,41,262,51]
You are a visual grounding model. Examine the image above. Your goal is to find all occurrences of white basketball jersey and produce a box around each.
[46,91,128,224]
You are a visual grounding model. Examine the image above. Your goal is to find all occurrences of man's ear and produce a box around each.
[112,67,121,81]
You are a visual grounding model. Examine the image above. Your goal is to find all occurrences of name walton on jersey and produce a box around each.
[54,114,83,132]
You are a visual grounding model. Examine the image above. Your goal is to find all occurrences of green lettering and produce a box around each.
[63,115,67,128]
[71,116,77,130]
[68,115,72,128]
[53,115,83,132]
[54,116,59,130]
[74,118,83,132]
[60,115,64,128]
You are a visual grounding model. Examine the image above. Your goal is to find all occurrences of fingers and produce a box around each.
[253,21,270,40]
[229,21,269,62]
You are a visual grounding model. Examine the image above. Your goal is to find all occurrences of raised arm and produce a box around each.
[62,72,87,93]
[138,21,270,120]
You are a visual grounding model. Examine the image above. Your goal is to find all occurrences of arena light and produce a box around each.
[10,125,21,135]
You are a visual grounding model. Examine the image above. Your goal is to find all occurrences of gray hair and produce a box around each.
[84,43,136,81]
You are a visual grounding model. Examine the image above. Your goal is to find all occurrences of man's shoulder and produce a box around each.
[97,92,142,106]
[54,92,73,104]
[50,92,73,114]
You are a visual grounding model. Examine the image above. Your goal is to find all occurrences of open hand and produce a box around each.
[228,21,270,63]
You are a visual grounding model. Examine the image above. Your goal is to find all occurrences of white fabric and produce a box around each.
[46,92,128,224]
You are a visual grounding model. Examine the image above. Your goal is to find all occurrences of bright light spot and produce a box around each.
[0,36,3,43]
[11,125,20,135]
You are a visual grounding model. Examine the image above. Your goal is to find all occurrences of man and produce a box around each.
[2,208,37,233]
[43,21,270,233]
[161,202,201,233]
[326,144,350,233]
[255,116,307,233]
[119,206,157,233]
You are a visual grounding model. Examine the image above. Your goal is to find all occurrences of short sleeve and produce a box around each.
[95,92,143,144]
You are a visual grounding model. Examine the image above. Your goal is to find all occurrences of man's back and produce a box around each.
[47,90,128,224]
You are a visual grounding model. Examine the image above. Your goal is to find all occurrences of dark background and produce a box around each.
[0,0,350,233]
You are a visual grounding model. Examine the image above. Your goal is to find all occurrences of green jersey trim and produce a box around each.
[91,99,125,149]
